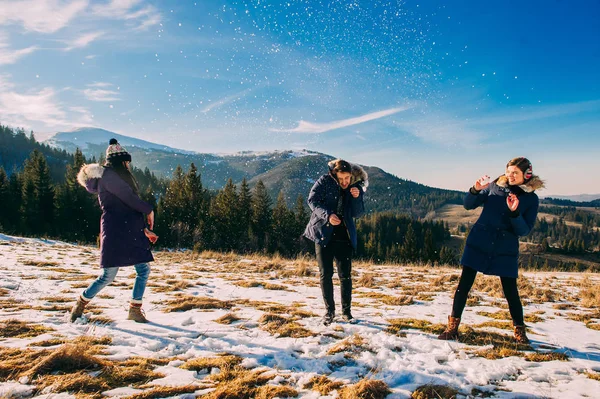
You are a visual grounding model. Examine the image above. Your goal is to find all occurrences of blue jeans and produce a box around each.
[82,263,151,302]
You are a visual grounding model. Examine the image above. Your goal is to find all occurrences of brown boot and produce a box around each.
[438,316,461,340]
[514,325,530,344]
[70,295,90,322]
[128,303,148,323]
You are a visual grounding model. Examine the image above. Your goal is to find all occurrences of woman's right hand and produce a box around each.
[144,228,159,244]
[474,175,491,191]
[329,214,342,226]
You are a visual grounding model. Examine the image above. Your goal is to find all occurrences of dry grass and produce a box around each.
[585,371,600,381]
[458,327,532,351]
[578,277,600,308]
[215,313,242,324]
[164,295,233,312]
[386,318,446,336]
[289,308,318,318]
[471,275,559,304]
[0,319,54,338]
[339,379,391,399]
[21,260,60,266]
[327,334,371,355]
[151,278,196,293]
[182,354,243,372]
[123,385,199,399]
[254,385,299,399]
[0,347,49,380]
[358,273,377,288]
[40,295,73,303]
[524,352,569,362]
[234,280,290,291]
[412,384,459,399]
[473,320,514,330]
[358,292,414,306]
[474,347,523,360]
[235,299,289,314]
[303,375,344,395]
[0,287,10,296]
[476,310,543,323]
[202,366,286,399]
[259,313,315,338]
[25,338,107,378]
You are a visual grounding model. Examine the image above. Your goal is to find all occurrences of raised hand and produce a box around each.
[506,193,519,212]
[329,214,342,226]
[474,175,491,191]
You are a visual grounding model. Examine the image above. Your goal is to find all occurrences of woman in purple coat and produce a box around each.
[438,157,544,344]
[70,139,158,323]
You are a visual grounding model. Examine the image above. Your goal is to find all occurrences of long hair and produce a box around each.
[106,160,140,195]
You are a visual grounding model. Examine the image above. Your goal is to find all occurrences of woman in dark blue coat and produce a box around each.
[70,139,158,323]
[304,159,367,325]
[438,157,544,344]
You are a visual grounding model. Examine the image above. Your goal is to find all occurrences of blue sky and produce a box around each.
[1,0,599,195]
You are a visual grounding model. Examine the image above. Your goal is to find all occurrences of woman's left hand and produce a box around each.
[506,193,519,212]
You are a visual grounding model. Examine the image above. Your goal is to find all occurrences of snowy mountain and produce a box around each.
[45,127,193,155]
[1,234,599,398]
[43,127,464,213]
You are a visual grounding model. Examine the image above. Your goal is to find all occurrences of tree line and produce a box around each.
[0,142,453,264]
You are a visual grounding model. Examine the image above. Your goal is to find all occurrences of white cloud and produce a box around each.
[202,87,256,113]
[64,31,104,51]
[0,32,37,65]
[92,0,160,30]
[87,82,113,88]
[0,0,88,33]
[83,87,120,102]
[0,85,91,128]
[273,106,411,134]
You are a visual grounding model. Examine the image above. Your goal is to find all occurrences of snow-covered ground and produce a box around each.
[1,235,599,398]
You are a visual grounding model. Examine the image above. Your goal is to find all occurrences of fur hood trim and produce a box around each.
[327,159,369,191]
[496,175,545,193]
[77,163,105,188]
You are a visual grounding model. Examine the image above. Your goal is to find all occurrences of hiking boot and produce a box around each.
[322,312,335,326]
[70,295,90,322]
[342,312,357,324]
[128,303,148,323]
[514,325,530,344]
[437,316,461,340]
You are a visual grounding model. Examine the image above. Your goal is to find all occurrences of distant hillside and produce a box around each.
[542,197,600,208]
[46,128,465,216]
[46,127,191,154]
[542,194,600,203]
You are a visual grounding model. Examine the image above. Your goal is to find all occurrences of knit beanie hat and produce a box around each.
[106,138,131,164]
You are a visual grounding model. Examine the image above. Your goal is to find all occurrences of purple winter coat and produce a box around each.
[77,164,154,268]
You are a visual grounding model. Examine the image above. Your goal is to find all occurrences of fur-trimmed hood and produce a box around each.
[496,175,545,193]
[327,159,369,191]
[77,163,105,188]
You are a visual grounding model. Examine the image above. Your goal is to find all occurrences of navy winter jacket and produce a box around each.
[460,176,543,278]
[303,163,367,249]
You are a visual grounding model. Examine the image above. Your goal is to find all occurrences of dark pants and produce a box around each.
[451,265,525,325]
[316,241,353,316]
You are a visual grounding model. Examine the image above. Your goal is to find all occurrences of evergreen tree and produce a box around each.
[401,223,418,262]
[210,179,241,250]
[0,167,9,231]
[55,148,99,242]
[271,191,295,254]
[251,180,272,251]
[21,150,55,235]
[237,178,253,251]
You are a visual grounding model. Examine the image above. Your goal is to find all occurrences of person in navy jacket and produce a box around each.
[303,159,367,325]
[438,157,544,344]
[70,139,158,323]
